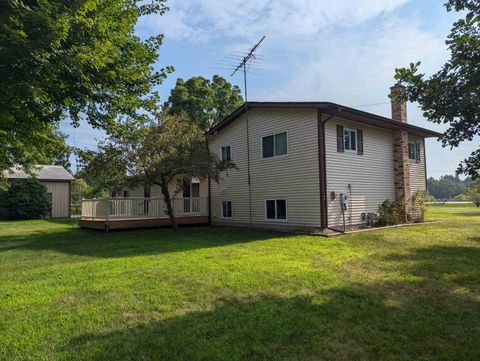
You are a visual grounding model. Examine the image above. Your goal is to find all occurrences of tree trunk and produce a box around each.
[161,178,178,231]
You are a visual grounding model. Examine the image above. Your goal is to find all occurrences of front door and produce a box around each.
[183,182,200,213]
[143,184,150,215]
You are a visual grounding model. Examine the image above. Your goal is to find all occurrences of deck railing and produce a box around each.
[81,196,208,220]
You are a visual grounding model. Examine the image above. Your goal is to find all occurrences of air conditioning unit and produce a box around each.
[361,212,379,225]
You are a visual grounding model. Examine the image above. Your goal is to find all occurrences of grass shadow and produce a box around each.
[63,244,480,360]
[383,245,480,293]
[58,242,480,360]
[0,224,288,258]
[66,281,480,361]
[450,212,480,217]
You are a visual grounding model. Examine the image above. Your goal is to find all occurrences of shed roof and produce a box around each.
[3,165,74,181]
[207,102,442,138]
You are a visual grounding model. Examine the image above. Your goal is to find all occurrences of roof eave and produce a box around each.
[206,102,442,138]
[322,105,442,138]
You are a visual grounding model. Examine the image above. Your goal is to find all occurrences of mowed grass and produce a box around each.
[0,204,479,361]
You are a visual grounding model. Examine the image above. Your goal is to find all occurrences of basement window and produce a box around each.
[265,199,287,220]
[221,200,233,218]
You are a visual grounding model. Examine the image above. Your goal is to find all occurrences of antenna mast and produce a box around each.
[231,35,265,102]
[230,36,265,224]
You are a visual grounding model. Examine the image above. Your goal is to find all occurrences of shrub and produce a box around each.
[411,190,427,223]
[377,199,403,226]
[463,180,480,208]
[0,179,52,219]
[377,191,427,227]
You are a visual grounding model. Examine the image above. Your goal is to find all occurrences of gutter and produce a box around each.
[208,102,442,138]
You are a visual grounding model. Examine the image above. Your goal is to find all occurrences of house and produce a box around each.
[80,84,441,233]
[206,84,440,232]
[3,165,74,218]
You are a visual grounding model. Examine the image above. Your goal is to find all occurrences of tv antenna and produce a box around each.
[230,35,266,104]
[229,35,266,224]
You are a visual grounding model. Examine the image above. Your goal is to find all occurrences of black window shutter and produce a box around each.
[357,129,363,155]
[416,143,421,163]
[336,125,344,153]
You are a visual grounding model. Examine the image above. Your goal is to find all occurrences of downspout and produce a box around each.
[208,175,212,224]
[68,180,72,219]
[206,137,212,225]
[318,107,344,233]
[245,102,252,224]
[423,138,428,192]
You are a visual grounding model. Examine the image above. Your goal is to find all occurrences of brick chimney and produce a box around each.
[390,83,407,123]
[390,83,410,221]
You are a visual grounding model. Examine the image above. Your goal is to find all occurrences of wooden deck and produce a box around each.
[79,196,209,231]
[79,216,209,231]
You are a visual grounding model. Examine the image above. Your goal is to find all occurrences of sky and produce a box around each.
[63,0,479,179]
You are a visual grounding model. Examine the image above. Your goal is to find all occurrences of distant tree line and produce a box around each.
[427,175,472,200]
[427,175,479,207]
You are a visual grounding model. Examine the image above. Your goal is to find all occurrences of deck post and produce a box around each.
[105,198,110,221]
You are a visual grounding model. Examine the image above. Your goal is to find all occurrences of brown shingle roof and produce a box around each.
[207,102,442,138]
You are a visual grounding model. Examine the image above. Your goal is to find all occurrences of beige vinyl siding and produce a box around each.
[409,136,426,193]
[41,181,70,218]
[210,111,250,224]
[325,117,395,227]
[120,184,162,198]
[121,178,208,199]
[210,108,321,228]
[120,185,145,197]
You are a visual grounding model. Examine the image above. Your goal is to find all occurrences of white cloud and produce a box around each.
[133,0,468,178]
[257,15,448,118]
[137,0,410,41]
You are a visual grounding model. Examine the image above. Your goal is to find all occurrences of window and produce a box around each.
[408,143,416,160]
[221,200,233,218]
[123,190,129,198]
[262,132,288,158]
[344,128,356,151]
[265,199,287,220]
[144,184,151,198]
[221,145,232,162]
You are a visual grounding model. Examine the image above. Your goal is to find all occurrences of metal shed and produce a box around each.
[3,165,74,218]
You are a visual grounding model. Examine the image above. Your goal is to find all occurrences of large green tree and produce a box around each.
[164,75,243,130]
[0,0,171,177]
[76,144,127,197]
[78,114,232,230]
[394,0,480,179]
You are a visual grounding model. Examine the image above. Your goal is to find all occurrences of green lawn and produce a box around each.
[1,204,479,361]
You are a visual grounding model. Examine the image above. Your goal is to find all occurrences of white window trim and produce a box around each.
[261,131,289,160]
[220,200,233,219]
[220,145,232,162]
[343,127,357,153]
[264,198,288,222]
